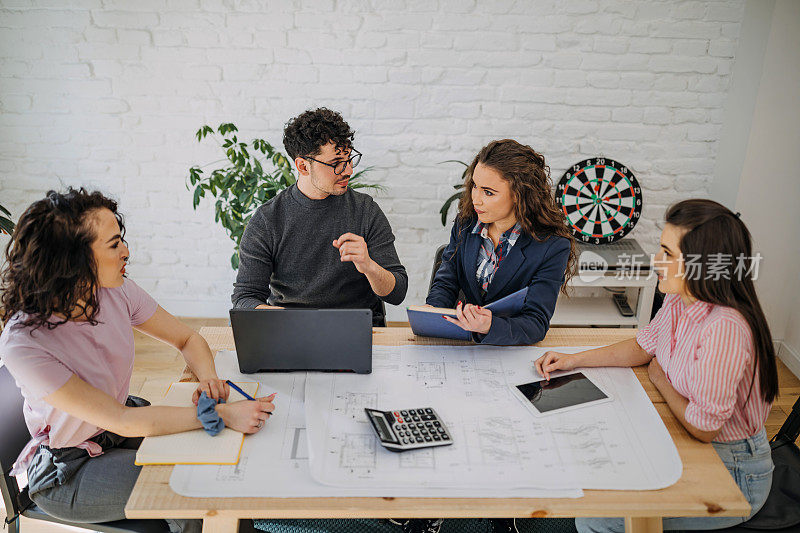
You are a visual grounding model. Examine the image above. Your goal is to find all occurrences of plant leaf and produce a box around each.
[439,191,463,226]
[0,216,14,235]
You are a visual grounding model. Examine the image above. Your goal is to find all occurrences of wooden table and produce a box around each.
[126,327,749,533]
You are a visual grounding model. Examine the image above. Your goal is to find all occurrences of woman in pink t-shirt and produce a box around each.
[0,188,275,530]
[533,199,778,532]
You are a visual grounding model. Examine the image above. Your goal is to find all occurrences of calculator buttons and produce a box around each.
[366,407,452,452]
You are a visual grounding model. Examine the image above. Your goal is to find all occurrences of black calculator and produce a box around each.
[364,407,453,452]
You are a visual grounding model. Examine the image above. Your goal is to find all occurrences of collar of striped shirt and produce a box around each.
[471,220,522,246]
[676,297,713,323]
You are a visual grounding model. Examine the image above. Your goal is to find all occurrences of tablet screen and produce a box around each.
[515,372,608,413]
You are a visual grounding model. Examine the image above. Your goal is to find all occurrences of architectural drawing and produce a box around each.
[169,348,679,498]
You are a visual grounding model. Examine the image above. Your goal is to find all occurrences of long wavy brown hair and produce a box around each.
[456,139,577,293]
[666,199,778,404]
[0,188,125,331]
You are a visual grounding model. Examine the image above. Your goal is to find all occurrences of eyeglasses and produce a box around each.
[304,149,361,175]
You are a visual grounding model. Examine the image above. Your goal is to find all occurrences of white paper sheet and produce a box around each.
[465,345,683,490]
[305,346,580,490]
[169,350,582,499]
[305,345,682,492]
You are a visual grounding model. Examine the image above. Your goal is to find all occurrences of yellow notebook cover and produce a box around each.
[134,381,259,466]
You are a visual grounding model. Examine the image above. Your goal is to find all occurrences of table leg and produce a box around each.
[624,516,664,533]
[201,515,239,533]
[624,516,662,533]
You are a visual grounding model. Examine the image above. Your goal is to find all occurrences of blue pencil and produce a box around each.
[226,380,255,401]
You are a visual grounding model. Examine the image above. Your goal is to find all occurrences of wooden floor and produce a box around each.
[3,318,799,532]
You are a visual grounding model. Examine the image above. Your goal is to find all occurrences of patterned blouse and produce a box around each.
[473,220,522,295]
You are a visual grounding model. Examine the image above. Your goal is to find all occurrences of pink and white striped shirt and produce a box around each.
[636,293,770,442]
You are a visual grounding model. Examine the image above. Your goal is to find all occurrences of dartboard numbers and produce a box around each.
[556,158,643,245]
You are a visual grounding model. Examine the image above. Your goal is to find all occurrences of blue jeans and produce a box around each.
[575,428,774,532]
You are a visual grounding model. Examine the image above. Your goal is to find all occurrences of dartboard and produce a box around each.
[555,157,642,245]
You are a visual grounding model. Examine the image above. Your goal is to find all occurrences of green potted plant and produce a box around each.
[0,203,14,235]
[187,122,381,269]
[439,160,468,226]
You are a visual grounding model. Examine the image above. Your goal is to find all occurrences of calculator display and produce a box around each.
[367,411,397,443]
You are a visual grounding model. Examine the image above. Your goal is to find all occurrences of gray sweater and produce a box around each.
[231,184,408,325]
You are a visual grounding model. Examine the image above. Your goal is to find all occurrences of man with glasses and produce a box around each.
[232,108,408,326]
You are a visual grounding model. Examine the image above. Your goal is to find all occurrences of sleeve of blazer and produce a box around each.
[476,236,571,346]
[425,221,464,308]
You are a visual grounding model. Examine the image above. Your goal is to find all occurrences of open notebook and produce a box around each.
[134,381,259,466]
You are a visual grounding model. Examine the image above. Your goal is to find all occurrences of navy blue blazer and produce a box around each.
[426,218,571,346]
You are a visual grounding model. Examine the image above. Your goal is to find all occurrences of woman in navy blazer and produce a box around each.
[427,139,576,346]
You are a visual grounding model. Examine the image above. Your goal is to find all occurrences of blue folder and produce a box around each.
[406,287,528,341]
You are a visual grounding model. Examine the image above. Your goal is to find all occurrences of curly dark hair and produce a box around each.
[456,139,577,294]
[282,107,355,160]
[0,187,125,331]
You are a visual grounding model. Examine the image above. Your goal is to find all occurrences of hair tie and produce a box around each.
[734,212,741,219]
[197,391,225,436]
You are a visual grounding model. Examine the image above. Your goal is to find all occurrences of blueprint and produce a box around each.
[306,345,682,491]
[305,346,579,490]
[171,346,680,497]
[169,349,582,499]
[475,345,682,490]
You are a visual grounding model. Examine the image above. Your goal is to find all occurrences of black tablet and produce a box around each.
[512,372,612,416]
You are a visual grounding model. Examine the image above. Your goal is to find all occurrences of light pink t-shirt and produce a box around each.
[0,279,157,471]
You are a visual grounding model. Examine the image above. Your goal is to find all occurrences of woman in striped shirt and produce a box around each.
[535,199,778,532]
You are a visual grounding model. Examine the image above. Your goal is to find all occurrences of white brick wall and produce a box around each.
[0,0,745,319]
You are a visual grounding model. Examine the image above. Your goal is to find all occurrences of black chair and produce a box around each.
[429,244,448,292]
[0,364,169,533]
[715,395,800,533]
